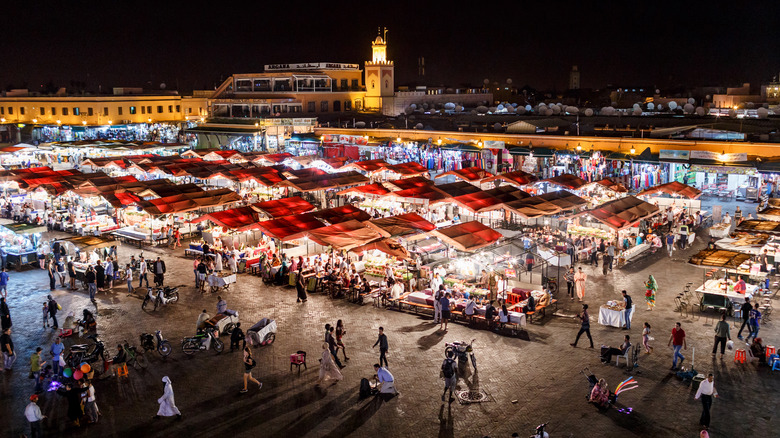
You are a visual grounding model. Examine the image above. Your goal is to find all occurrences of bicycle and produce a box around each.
[123,339,149,370]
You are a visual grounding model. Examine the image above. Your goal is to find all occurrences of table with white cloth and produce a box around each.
[709,223,731,238]
[696,279,757,311]
[598,304,635,328]
[207,273,237,292]
[537,246,571,266]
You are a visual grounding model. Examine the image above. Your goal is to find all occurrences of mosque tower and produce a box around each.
[364,27,394,111]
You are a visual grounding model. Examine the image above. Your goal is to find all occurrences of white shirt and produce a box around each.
[87,384,96,402]
[695,379,717,399]
[125,268,133,281]
[140,261,147,274]
[24,402,43,422]
[465,300,476,315]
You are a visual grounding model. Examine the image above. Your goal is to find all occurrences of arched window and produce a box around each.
[371,81,376,89]
[385,80,389,88]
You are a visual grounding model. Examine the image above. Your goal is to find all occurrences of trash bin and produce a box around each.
[691,374,706,391]
[238,259,246,273]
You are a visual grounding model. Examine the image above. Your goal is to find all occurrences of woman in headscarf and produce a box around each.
[95,262,105,292]
[154,376,181,420]
[316,342,343,386]
[574,267,587,302]
[644,275,657,311]
[589,378,610,409]
[0,297,10,331]
[295,267,307,303]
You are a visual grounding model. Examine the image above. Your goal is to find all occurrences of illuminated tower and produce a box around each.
[569,65,580,90]
[364,27,394,111]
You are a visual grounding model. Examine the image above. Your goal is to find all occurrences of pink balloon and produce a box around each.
[73,370,83,380]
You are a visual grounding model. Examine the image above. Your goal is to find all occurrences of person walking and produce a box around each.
[138,256,149,289]
[326,326,344,369]
[737,297,753,340]
[41,302,48,329]
[373,326,389,367]
[86,265,97,302]
[57,381,85,426]
[47,295,59,329]
[564,267,575,301]
[104,258,114,290]
[95,261,105,292]
[644,275,657,310]
[84,380,99,424]
[622,290,633,330]
[606,242,615,271]
[0,297,10,331]
[0,267,9,298]
[666,233,675,257]
[50,337,64,376]
[295,269,308,303]
[433,285,443,324]
[712,314,731,359]
[317,342,343,386]
[746,304,762,342]
[30,347,46,393]
[1,327,15,370]
[642,322,653,354]
[570,304,593,348]
[440,292,452,331]
[154,257,166,287]
[56,258,66,287]
[125,264,134,295]
[240,346,262,393]
[67,257,77,290]
[441,350,457,403]
[668,322,687,370]
[574,267,587,302]
[230,322,245,352]
[335,319,349,362]
[25,394,46,438]
[154,376,182,420]
[694,373,718,430]
[47,259,56,290]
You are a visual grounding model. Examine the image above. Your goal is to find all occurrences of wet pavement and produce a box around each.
[0,226,778,438]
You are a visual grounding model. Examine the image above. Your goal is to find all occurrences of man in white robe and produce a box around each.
[154,376,181,420]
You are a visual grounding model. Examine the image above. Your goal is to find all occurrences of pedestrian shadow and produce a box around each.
[397,321,436,333]
[459,365,479,391]
[321,394,385,438]
[437,402,455,438]
[417,330,447,351]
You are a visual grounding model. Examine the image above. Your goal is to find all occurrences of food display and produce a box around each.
[567,225,614,241]
[603,300,626,311]
[364,256,412,281]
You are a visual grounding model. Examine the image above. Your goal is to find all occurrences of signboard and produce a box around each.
[264,62,360,71]
[659,150,690,161]
[322,134,368,146]
[483,140,505,149]
[504,269,516,278]
[690,150,748,162]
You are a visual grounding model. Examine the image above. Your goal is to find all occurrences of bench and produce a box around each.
[184,248,202,258]
[398,300,434,315]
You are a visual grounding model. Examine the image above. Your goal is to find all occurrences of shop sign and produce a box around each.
[690,150,748,162]
[321,134,368,145]
[483,140,505,149]
[504,269,516,278]
[659,150,689,161]
[689,165,756,175]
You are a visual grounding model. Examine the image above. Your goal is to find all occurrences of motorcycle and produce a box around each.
[139,330,173,358]
[444,338,476,369]
[141,286,179,311]
[530,422,550,438]
[65,334,106,374]
[181,326,224,355]
[123,339,149,370]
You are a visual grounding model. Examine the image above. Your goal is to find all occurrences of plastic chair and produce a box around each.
[117,363,129,378]
[766,345,776,358]
[734,349,746,363]
[290,351,307,374]
[770,355,780,371]
[616,345,632,367]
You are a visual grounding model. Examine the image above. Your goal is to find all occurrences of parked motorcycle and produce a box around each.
[123,339,149,370]
[139,330,173,358]
[65,334,106,373]
[444,338,477,369]
[181,326,224,355]
[141,286,179,311]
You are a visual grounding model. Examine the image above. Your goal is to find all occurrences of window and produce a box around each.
[51,107,56,116]
[39,108,45,116]
[344,100,351,111]
[147,106,152,114]
[0,107,4,115]
[87,107,93,116]
[320,101,328,112]
[141,106,145,114]
[308,102,315,113]
[333,100,341,112]
[73,107,80,115]
[351,79,359,89]
[168,105,173,113]
[157,106,163,114]
[118,107,123,115]
[103,107,109,116]
[8,107,13,114]
[62,108,68,116]
[340,79,348,90]
[19,107,25,115]
[130,106,136,114]
[176,105,180,113]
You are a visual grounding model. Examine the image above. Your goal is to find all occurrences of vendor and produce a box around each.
[733,276,747,294]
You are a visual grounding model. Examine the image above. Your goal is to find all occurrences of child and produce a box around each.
[42,302,49,328]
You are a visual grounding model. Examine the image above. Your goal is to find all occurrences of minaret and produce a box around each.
[569,65,580,90]
[364,27,394,112]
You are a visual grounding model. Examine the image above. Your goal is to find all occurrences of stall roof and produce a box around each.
[312,205,372,225]
[384,161,429,177]
[386,185,450,205]
[278,171,370,192]
[575,196,660,231]
[350,238,411,260]
[137,189,242,215]
[539,174,589,191]
[341,159,390,174]
[190,206,262,231]
[430,221,503,252]
[336,183,392,197]
[63,235,116,251]
[251,196,316,218]
[736,219,780,234]
[637,181,701,199]
[756,208,780,221]
[308,219,383,251]
[481,170,538,187]
[252,153,294,164]
[482,186,532,202]
[688,249,753,269]
[227,167,287,187]
[434,166,491,183]
[433,181,482,198]
[384,176,433,191]
[504,190,588,218]
[583,178,629,193]
[254,214,325,241]
[313,157,350,169]
[366,212,436,239]
[451,191,507,214]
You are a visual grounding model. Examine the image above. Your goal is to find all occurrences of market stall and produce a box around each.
[480,170,538,189]
[251,196,316,219]
[434,166,491,186]
[598,300,636,328]
[0,221,43,270]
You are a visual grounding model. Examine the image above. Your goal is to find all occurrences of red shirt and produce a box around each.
[671,327,686,346]
[733,280,746,294]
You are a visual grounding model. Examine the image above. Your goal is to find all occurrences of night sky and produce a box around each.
[2,2,778,93]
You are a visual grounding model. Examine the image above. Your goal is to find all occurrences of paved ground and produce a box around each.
[0,224,778,438]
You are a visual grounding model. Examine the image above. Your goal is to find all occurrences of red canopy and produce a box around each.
[308,220,383,250]
[350,238,411,260]
[384,161,429,177]
[505,190,588,218]
[574,196,659,231]
[637,181,701,199]
[451,191,506,214]
[252,196,316,218]
[252,153,294,164]
[586,178,628,193]
[336,183,391,197]
[366,213,436,239]
[191,206,262,231]
[312,205,372,225]
[434,166,490,183]
[342,159,389,174]
[481,170,538,187]
[540,174,589,190]
[385,176,433,190]
[430,221,503,252]
[386,186,450,205]
[254,214,325,241]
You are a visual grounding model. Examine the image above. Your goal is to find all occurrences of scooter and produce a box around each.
[181,326,224,355]
[65,334,106,373]
[444,338,476,369]
[139,330,173,358]
[141,286,179,311]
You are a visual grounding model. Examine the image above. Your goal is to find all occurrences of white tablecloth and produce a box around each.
[696,279,756,301]
[709,223,731,238]
[537,247,571,266]
[598,305,635,328]
[207,273,237,288]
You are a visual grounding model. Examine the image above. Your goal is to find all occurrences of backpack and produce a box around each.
[359,377,373,399]
[442,358,456,378]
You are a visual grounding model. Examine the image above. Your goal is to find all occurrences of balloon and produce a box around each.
[80,363,91,373]
[63,368,73,378]
[73,370,83,380]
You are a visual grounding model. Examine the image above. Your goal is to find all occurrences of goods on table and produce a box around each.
[603,300,626,311]
[567,225,613,241]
